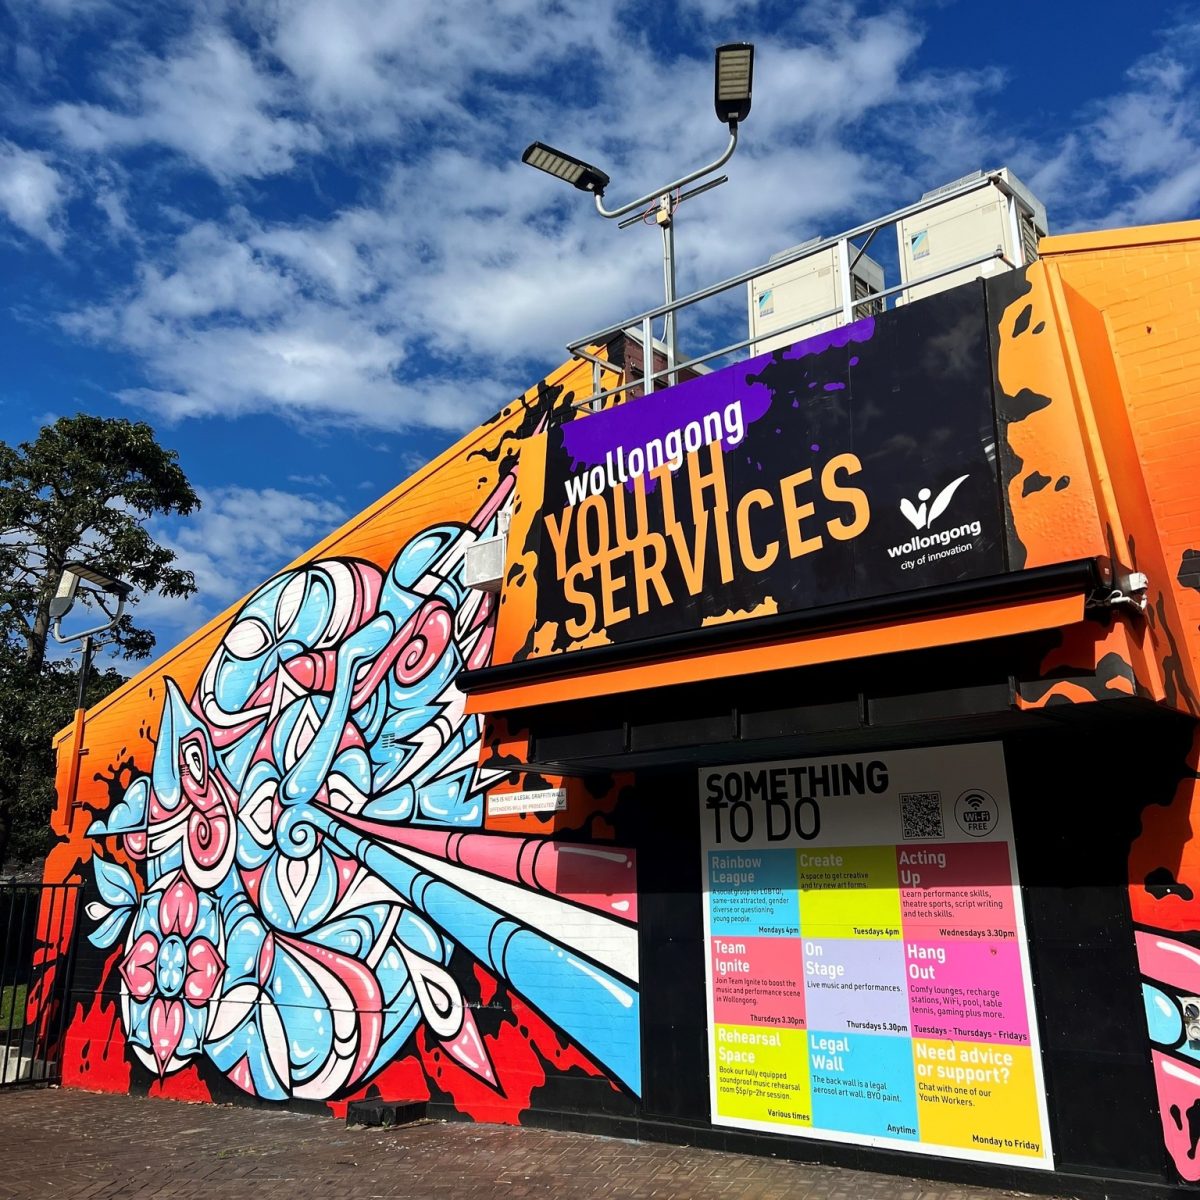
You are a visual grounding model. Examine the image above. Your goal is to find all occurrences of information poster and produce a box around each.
[699,741,1053,1169]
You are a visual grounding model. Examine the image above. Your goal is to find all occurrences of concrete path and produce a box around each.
[0,1088,1065,1200]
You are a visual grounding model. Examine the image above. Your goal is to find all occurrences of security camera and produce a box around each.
[1182,997,1200,1046]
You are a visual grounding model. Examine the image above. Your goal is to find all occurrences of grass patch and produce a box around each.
[0,983,28,1028]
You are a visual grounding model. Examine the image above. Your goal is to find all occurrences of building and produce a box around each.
[32,217,1200,1199]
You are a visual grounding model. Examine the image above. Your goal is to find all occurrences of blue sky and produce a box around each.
[1,0,1198,661]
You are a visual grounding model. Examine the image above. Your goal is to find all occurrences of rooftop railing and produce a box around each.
[566,169,1033,412]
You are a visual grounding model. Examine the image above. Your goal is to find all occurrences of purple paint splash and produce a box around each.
[559,361,772,490]
[777,315,875,363]
[557,314,876,490]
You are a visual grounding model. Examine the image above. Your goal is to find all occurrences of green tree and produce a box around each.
[0,645,126,866]
[0,414,201,865]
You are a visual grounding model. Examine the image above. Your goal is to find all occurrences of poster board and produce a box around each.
[698,741,1053,1169]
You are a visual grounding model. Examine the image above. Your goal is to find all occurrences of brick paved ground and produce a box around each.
[0,1088,1066,1200]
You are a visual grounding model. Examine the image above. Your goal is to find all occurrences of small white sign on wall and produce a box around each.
[487,788,568,816]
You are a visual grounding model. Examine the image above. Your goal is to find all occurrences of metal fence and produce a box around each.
[0,882,80,1087]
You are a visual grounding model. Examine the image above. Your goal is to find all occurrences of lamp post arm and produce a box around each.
[594,126,739,220]
[50,592,126,645]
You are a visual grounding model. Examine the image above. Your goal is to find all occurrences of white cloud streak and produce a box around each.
[50,28,320,181]
[0,140,68,249]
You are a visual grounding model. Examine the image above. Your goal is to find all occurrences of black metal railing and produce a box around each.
[0,882,80,1087]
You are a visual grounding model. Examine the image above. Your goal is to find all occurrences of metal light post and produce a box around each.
[522,43,755,392]
[49,562,131,829]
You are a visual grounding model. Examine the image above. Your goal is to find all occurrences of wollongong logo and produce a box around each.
[899,474,969,530]
[887,473,981,560]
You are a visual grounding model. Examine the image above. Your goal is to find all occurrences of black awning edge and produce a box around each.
[458,558,1106,696]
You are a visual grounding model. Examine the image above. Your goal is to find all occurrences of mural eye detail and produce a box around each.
[224,618,271,660]
[180,738,205,784]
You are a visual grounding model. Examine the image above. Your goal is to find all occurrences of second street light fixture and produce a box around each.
[521,143,610,195]
[521,42,756,393]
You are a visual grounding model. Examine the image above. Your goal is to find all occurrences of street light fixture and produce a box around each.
[49,561,131,831]
[50,561,131,637]
[521,42,756,392]
[521,143,610,195]
[714,42,754,127]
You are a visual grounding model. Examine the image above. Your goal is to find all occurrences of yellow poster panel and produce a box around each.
[797,844,902,940]
[714,1024,812,1127]
[913,1039,1045,1158]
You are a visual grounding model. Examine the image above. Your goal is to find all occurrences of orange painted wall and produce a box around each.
[1038,223,1200,713]
[1026,220,1200,1182]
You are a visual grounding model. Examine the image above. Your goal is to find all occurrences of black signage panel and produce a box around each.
[532,283,1006,650]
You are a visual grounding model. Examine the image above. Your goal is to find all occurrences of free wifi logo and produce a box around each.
[954,789,998,837]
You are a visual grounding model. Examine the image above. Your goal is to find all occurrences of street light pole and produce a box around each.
[49,563,130,831]
[659,195,678,387]
[61,635,92,834]
[522,43,754,398]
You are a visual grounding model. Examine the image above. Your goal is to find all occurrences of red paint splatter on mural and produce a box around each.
[60,958,130,1094]
[147,1063,212,1103]
[415,986,610,1124]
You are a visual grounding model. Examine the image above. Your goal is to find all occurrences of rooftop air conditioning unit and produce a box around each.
[748,238,885,356]
[896,167,1048,305]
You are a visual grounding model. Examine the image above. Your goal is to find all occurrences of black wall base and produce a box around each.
[425,1102,1177,1200]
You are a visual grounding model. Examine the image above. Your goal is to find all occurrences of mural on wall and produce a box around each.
[75,423,641,1111]
[1130,721,1200,1183]
[1130,685,1200,1184]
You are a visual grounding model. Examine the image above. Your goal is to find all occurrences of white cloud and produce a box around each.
[26,1,1200,445]
[253,222,378,302]
[751,11,923,137]
[112,317,410,423]
[139,221,297,322]
[258,0,621,135]
[50,28,320,181]
[1026,19,1200,230]
[0,141,68,250]
[139,484,347,642]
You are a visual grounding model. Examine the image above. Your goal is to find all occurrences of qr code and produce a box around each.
[900,791,944,840]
